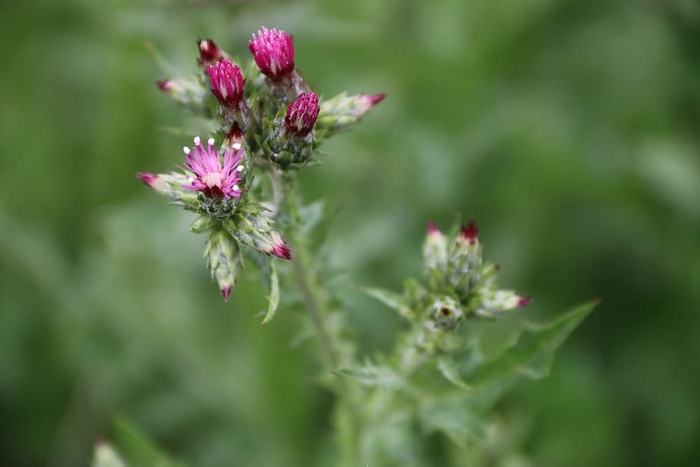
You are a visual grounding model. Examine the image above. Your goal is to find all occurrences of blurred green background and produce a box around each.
[2,0,700,465]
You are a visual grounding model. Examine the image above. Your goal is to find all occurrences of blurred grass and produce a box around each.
[1,0,700,465]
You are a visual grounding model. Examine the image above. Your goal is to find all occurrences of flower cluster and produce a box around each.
[419,220,530,326]
[139,27,384,309]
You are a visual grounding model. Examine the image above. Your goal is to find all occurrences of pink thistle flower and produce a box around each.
[285,92,320,137]
[197,38,223,67]
[206,59,245,108]
[182,136,245,199]
[248,27,295,81]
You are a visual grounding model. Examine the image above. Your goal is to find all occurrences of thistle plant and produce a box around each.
[123,26,595,467]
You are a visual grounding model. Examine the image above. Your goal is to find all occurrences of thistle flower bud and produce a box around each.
[474,290,530,319]
[137,172,198,210]
[423,222,448,289]
[285,92,320,137]
[206,59,245,108]
[224,208,292,260]
[449,220,482,291]
[316,92,385,136]
[430,296,464,329]
[155,77,208,112]
[248,27,295,81]
[197,38,223,67]
[92,441,127,467]
[205,230,243,301]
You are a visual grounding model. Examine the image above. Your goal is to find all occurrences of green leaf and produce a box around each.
[436,344,482,391]
[466,301,597,387]
[298,200,325,235]
[112,415,186,467]
[261,261,280,325]
[335,364,405,390]
[247,251,280,324]
[363,287,410,317]
[419,392,498,448]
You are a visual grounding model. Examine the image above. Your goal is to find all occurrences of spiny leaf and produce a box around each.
[466,301,597,387]
[363,287,410,317]
[112,415,186,467]
[335,364,405,390]
[261,261,280,325]
[419,392,499,448]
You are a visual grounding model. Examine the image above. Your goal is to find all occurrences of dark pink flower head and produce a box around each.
[183,136,245,198]
[285,92,320,137]
[426,221,442,236]
[248,27,295,81]
[358,93,386,111]
[460,220,479,245]
[156,80,171,92]
[206,59,245,108]
[197,38,223,67]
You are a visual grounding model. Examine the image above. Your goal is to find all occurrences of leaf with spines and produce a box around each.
[418,388,506,448]
[249,251,281,324]
[363,287,411,319]
[335,363,406,390]
[456,301,597,388]
[111,415,186,467]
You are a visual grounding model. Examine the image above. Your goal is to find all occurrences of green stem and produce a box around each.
[279,174,361,466]
[289,231,339,369]
[282,179,338,369]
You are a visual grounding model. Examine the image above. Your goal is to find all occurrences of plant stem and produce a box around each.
[281,179,338,369]
[289,232,339,369]
[278,174,361,466]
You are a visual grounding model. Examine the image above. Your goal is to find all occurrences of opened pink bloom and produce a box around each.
[248,27,295,80]
[183,136,244,198]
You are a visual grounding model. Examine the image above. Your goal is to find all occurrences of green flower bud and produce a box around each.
[137,172,199,210]
[205,229,243,301]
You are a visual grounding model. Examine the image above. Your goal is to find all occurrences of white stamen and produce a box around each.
[232,184,240,191]
[183,146,191,155]
[235,165,244,172]
[232,143,242,150]
[207,138,215,146]
[193,136,201,146]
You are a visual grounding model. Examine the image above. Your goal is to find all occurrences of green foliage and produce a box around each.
[2,0,699,465]
[336,301,596,463]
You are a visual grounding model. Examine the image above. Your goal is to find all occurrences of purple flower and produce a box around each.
[248,27,295,81]
[183,136,245,199]
[206,59,245,108]
[197,38,223,67]
[285,92,320,137]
